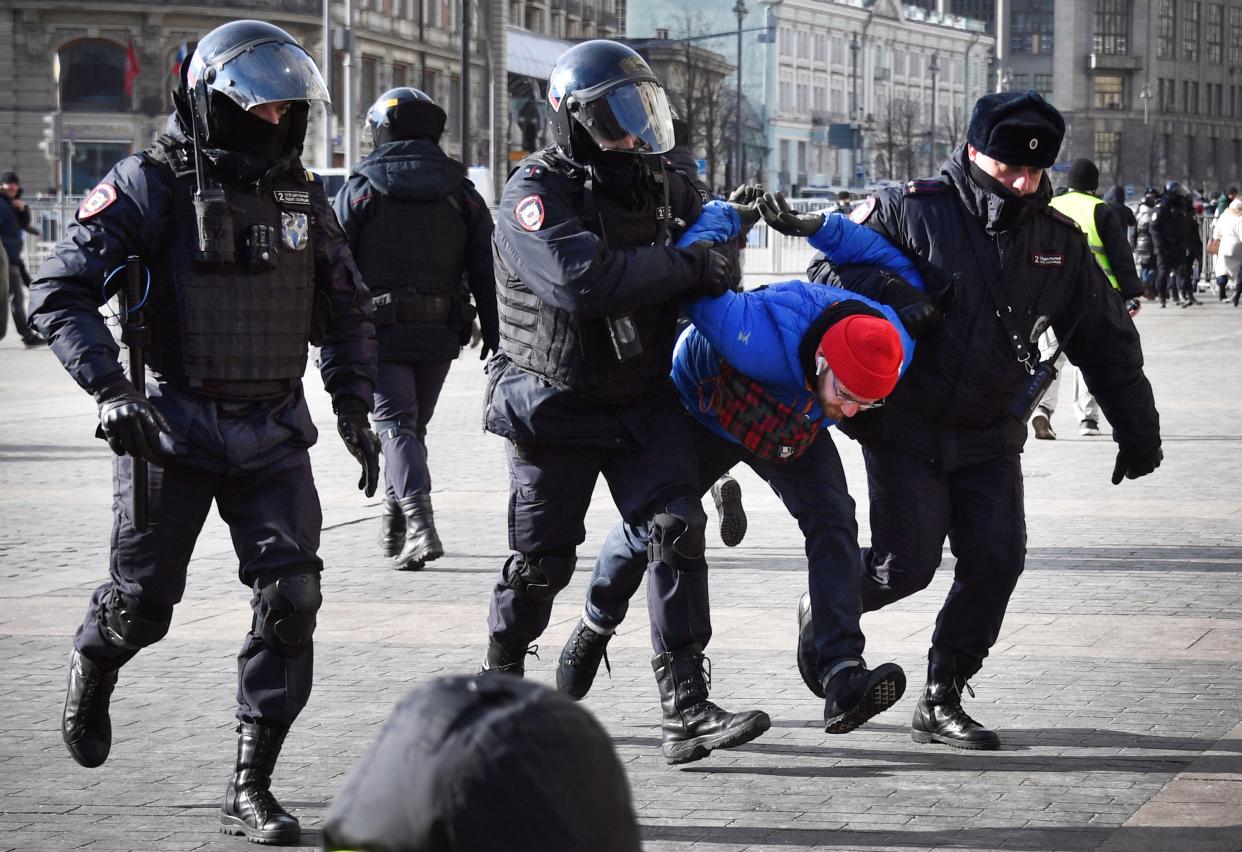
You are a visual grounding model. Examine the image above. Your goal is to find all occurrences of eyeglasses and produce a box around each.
[832,374,884,410]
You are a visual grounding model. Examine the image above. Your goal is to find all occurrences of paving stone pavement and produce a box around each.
[1,289,1240,852]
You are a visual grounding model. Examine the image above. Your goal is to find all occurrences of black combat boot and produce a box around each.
[652,648,771,765]
[220,721,301,845]
[910,649,1000,750]
[795,591,825,698]
[378,498,405,558]
[62,648,118,768]
[556,617,613,699]
[822,662,906,734]
[479,636,536,676]
[393,494,444,570]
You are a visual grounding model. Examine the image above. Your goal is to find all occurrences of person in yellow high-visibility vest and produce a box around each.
[1031,158,1144,438]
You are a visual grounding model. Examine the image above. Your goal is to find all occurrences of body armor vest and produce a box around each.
[497,153,680,403]
[144,141,316,399]
[354,192,468,325]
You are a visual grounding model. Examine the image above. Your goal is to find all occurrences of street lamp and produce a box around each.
[850,31,860,188]
[927,53,939,175]
[734,0,747,185]
[1138,83,1152,125]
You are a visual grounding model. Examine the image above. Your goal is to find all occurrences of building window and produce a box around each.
[1093,75,1124,110]
[780,27,793,57]
[1157,0,1175,59]
[1183,1,1200,61]
[392,63,409,89]
[1231,8,1242,66]
[361,56,379,114]
[1094,130,1120,179]
[63,141,131,194]
[1093,0,1130,55]
[1010,0,1054,54]
[1207,5,1224,62]
[1033,74,1052,98]
[59,40,127,112]
[1008,72,1030,91]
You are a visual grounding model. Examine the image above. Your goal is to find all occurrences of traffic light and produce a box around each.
[37,112,59,161]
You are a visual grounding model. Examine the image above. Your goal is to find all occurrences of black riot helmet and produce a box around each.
[546,40,675,161]
[365,87,448,146]
[179,20,329,156]
[1165,180,1187,198]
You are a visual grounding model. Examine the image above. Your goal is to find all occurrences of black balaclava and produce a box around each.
[967,158,1039,232]
[211,94,294,162]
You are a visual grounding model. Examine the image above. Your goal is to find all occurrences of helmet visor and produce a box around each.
[197,41,331,110]
[575,80,674,154]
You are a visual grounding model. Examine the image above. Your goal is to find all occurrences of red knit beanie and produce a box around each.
[818,315,903,400]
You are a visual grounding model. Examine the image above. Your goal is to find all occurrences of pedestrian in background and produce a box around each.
[797,91,1162,750]
[1034,158,1144,439]
[1134,186,1159,297]
[478,39,770,765]
[31,22,379,845]
[1211,197,1242,305]
[334,87,498,570]
[0,172,46,346]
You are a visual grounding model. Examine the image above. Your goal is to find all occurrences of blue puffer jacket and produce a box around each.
[676,284,914,444]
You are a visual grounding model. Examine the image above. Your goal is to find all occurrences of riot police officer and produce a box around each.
[30,21,379,845]
[479,39,769,764]
[1151,181,1201,307]
[334,88,499,569]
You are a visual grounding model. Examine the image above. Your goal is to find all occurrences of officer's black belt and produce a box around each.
[371,292,455,326]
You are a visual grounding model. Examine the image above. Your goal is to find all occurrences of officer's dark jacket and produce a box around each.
[333,138,498,363]
[29,119,376,469]
[1088,194,1143,299]
[663,145,710,197]
[0,193,21,261]
[485,146,705,444]
[1151,195,1201,263]
[810,146,1160,468]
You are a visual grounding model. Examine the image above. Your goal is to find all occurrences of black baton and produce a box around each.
[122,255,149,531]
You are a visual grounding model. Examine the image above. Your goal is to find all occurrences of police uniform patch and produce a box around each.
[523,163,546,180]
[274,190,312,207]
[1031,252,1064,267]
[849,195,877,224]
[515,194,545,232]
[281,211,310,250]
[77,183,117,220]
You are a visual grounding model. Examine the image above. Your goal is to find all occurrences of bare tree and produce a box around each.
[873,97,923,182]
[658,14,735,192]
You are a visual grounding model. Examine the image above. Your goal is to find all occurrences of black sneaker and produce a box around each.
[555,618,612,700]
[710,474,747,547]
[822,662,906,734]
[1031,414,1056,440]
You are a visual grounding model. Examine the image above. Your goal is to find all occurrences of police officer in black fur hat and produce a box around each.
[30,21,378,844]
[781,90,1162,750]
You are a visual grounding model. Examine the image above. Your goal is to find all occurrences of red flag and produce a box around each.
[124,40,140,97]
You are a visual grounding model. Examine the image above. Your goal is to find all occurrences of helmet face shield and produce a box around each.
[574,80,674,154]
[189,41,330,112]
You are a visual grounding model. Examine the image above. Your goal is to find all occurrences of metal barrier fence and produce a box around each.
[22,195,1219,284]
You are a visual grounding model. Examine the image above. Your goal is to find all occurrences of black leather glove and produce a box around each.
[685,241,741,297]
[336,400,381,498]
[1111,445,1162,485]
[94,380,171,463]
[877,271,942,340]
[727,183,764,205]
[480,336,499,361]
[757,191,825,238]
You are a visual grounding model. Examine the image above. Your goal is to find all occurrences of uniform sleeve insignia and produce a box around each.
[515,194,545,232]
[281,211,310,251]
[77,183,117,220]
[523,163,546,180]
[849,195,877,224]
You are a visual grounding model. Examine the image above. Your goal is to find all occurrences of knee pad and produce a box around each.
[372,414,420,442]
[502,552,576,602]
[98,590,173,651]
[647,498,708,570]
[253,572,322,657]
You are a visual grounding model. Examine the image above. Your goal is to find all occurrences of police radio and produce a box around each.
[188,97,236,264]
[1009,359,1058,422]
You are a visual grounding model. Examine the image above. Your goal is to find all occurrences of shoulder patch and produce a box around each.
[305,170,322,184]
[77,183,118,220]
[1043,205,1079,229]
[1031,252,1065,267]
[274,189,312,208]
[514,194,545,232]
[849,195,877,224]
[522,162,547,180]
[905,179,947,195]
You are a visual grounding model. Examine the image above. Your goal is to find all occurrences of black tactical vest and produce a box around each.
[354,193,467,302]
[497,153,682,403]
[143,141,316,399]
